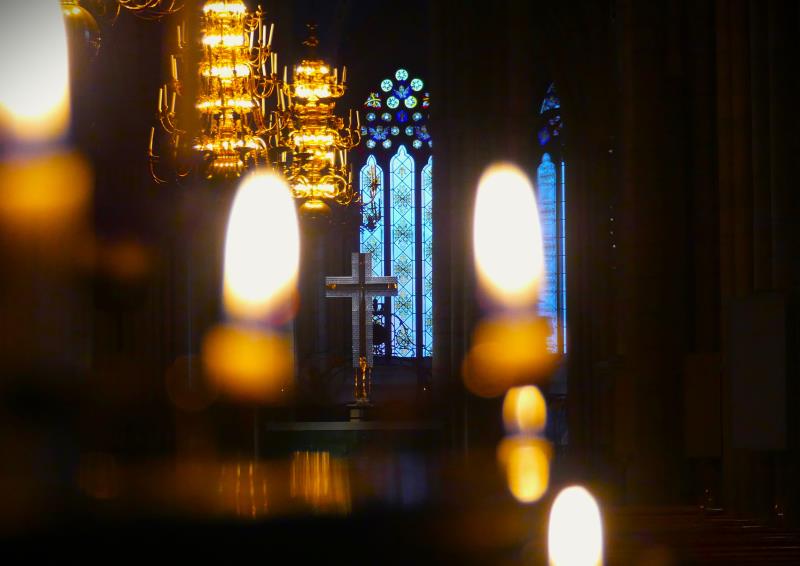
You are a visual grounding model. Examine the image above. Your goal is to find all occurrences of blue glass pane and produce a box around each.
[360,155,386,340]
[360,155,385,276]
[390,145,416,357]
[421,156,434,356]
[537,153,559,353]
[559,160,567,353]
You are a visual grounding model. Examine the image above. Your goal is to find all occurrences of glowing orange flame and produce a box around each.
[502,385,547,434]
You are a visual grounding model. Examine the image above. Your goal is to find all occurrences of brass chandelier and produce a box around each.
[150,0,278,181]
[270,29,360,215]
[61,0,184,21]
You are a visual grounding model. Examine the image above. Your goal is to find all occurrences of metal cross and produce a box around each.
[325,253,398,402]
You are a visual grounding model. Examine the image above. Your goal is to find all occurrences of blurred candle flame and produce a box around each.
[548,486,604,566]
[0,1,70,144]
[502,385,547,434]
[473,163,544,310]
[223,171,299,323]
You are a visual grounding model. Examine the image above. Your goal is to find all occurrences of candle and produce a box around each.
[548,487,603,566]
[473,163,543,310]
[0,2,70,144]
[342,66,347,83]
[463,163,552,397]
[157,87,163,111]
[283,65,288,84]
[171,56,178,81]
[148,127,155,153]
[203,172,300,402]
[267,23,274,47]
[356,110,360,129]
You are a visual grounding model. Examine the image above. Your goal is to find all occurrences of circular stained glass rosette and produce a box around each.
[381,79,393,92]
[405,126,414,136]
[391,126,400,136]
[404,96,417,109]
[395,68,408,81]
[366,112,376,122]
[382,139,392,149]
[366,139,376,148]
[382,112,392,122]
[386,96,399,109]
[410,78,424,92]
[412,112,423,122]
[413,140,422,149]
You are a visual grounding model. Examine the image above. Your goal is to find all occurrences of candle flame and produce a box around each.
[502,385,547,434]
[548,486,604,566]
[0,1,70,143]
[473,163,544,309]
[224,171,299,322]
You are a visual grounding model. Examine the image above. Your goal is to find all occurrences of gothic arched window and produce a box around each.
[358,68,432,359]
[536,83,567,354]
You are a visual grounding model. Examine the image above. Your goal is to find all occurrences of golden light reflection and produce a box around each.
[462,316,555,397]
[503,385,547,434]
[473,163,544,310]
[290,451,351,514]
[548,486,604,566]
[218,461,269,518]
[202,324,293,403]
[223,171,299,322]
[497,437,551,504]
[0,1,70,143]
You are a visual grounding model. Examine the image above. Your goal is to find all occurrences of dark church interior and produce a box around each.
[1,0,800,562]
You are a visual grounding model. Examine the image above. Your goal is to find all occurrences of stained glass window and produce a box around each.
[359,68,433,359]
[536,83,567,355]
[421,156,433,356]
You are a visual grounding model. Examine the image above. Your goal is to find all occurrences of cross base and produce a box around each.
[348,403,372,422]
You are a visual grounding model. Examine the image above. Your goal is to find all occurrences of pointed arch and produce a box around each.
[390,145,416,357]
[359,155,385,276]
